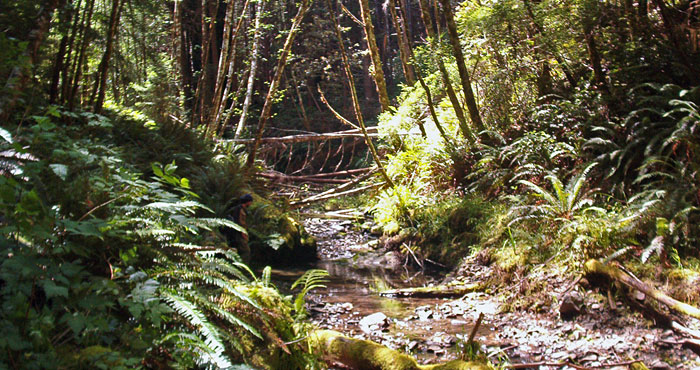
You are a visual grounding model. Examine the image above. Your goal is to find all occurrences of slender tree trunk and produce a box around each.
[650,0,700,83]
[68,0,96,110]
[438,0,484,134]
[59,0,83,104]
[291,69,311,131]
[358,0,391,111]
[388,0,415,85]
[417,0,473,143]
[246,0,312,168]
[92,0,124,113]
[325,0,394,187]
[208,0,237,135]
[0,0,63,121]
[235,0,264,139]
[522,0,578,88]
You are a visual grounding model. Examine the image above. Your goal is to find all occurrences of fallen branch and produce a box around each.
[380,283,483,298]
[292,182,384,207]
[290,169,379,206]
[584,259,700,320]
[309,330,491,370]
[299,210,364,220]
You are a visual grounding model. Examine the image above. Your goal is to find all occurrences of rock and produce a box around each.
[648,359,672,370]
[360,312,389,334]
[559,291,584,320]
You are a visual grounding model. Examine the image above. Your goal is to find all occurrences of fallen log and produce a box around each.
[225,127,380,144]
[258,172,349,184]
[380,283,484,298]
[308,330,491,370]
[584,259,700,320]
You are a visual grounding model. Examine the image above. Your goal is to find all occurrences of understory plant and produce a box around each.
[0,108,316,368]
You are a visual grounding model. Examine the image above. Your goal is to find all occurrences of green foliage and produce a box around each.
[0,108,315,368]
[291,269,329,320]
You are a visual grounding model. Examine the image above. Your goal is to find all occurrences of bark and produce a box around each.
[258,173,349,184]
[358,0,391,111]
[68,0,96,110]
[438,0,484,134]
[324,0,394,187]
[417,0,472,144]
[246,0,312,167]
[235,0,264,139]
[388,0,415,85]
[209,0,240,135]
[92,0,124,113]
[50,1,76,104]
[584,259,700,320]
[232,127,381,144]
[309,330,491,370]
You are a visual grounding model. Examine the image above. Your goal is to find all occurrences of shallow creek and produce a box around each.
[272,218,498,363]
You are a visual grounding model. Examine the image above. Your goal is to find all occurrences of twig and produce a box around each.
[78,196,124,221]
[467,312,484,345]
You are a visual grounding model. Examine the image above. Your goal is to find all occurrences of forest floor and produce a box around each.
[300,216,700,369]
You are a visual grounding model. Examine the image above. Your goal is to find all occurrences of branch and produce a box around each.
[318,85,359,129]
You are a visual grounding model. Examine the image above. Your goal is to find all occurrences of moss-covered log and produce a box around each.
[379,283,483,298]
[308,330,491,370]
[584,259,700,320]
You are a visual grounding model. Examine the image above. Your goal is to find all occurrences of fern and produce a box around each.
[161,290,232,368]
[291,269,329,319]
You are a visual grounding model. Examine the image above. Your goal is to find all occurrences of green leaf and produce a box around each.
[49,163,69,180]
[41,279,69,298]
[0,127,12,143]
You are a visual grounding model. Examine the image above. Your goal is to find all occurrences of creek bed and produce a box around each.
[272,218,497,363]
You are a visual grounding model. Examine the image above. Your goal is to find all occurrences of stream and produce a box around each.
[273,217,497,363]
[271,217,700,368]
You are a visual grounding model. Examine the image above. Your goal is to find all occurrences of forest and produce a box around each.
[1,0,699,368]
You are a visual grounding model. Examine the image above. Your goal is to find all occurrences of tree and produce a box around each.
[247,0,313,168]
[438,0,484,133]
[358,0,391,111]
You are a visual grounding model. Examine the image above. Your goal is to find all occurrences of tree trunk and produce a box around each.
[358,0,391,111]
[650,0,700,83]
[388,0,416,85]
[322,0,395,187]
[417,0,473,143]
[208,0,238,135]
[235,0,264,139]
[0,0,63,121]
[584,259,700,320]
[68,0,96,110]
[92,0,124,113]
[246,0,312,168]
[522,0,578,88]
[438,0,484,134]
[216,0,252,137]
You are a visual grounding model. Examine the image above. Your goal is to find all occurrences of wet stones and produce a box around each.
[360,312,390,334]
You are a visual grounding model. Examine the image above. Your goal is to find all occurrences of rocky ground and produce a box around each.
[301,217,700,369]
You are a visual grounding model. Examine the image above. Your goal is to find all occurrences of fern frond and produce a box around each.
[161,291,232,368]
[160,270,262,311]
[641,236,664,263]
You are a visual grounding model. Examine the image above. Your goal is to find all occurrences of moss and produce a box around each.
[309,330,492,370]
